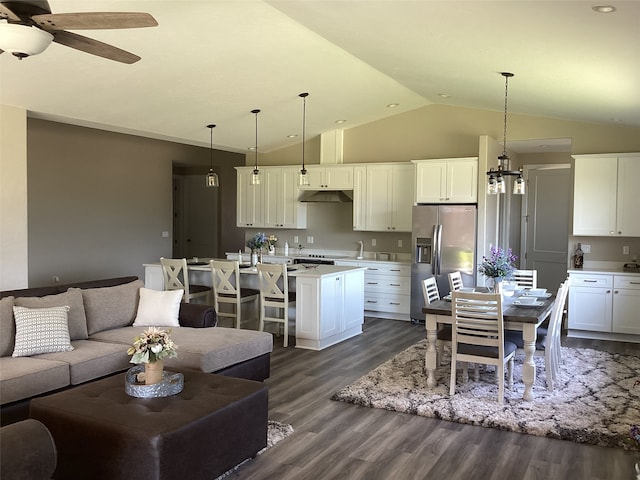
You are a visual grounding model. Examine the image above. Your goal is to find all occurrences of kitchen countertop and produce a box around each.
[225,252,411,264]
[568,267,640,276]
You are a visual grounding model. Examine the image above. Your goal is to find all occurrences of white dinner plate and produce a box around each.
[513,300,544,307]
[521,292,552,298]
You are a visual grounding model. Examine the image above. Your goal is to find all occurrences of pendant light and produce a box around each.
[205,124,219,188]
[486,72,525,195]
[250,109,261,186]
[298,92,310,186]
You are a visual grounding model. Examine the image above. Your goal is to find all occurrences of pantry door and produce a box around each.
[521,164,571,291]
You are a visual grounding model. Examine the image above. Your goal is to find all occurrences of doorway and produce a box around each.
[173,175,219,258]
[520,164,572,290]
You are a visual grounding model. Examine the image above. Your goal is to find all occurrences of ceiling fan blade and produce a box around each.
[0,3,21,21]
[31,12,157,31]
[52,30,140,64]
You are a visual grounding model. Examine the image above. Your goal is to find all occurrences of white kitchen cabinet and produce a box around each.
[263,167,307,229]
[236,166,306,229]
[236,167,263,227]
[352,165,367,230]
[336,260,411,320]
[568,271,640,340]
[362,163,413,232]
[301,165,354,189]
[413,157,478,204]
[295,268,365,350]
[612,276,640,335]
[573,153,640,236]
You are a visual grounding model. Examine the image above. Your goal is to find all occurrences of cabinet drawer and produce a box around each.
[614,276,640,290]
[364,275,411,293]
[364,293,410,314]
[570,274,613,288]
[363,263,411,277]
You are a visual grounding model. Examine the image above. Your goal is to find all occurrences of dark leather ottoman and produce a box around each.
[30,370,268,480]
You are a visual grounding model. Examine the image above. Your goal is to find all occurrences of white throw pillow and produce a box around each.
[132,288,183,327]
[12,305,74,357]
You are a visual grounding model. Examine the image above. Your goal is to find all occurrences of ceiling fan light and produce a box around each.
[0,23,54,58]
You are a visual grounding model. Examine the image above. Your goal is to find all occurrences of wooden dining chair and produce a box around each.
[210,260,259,329]
[450,291,516,404]
[422,277,451,366]
[160,257,210,303]
[448,271,463,294]
[505,279,570,391]
[512,269,537,289]
[257,263,296,347]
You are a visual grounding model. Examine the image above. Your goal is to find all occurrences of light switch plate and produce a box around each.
[372,239,377,246]
[623,245,630,255]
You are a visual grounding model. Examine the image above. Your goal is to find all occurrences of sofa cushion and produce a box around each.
[0,296,15,357]
[12,306,74,357]
[37,340,131,385]
[0,356,70,405]
[133,288,183,328]
[79,280,144,335]
[14,289,88,341]
[90,326,273,373]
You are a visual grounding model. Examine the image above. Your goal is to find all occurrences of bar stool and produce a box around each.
[160,257,210,303]
[257,263,296,347]
[210,260,259,329]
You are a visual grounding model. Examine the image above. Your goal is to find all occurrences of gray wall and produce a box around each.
[26,119,243,286]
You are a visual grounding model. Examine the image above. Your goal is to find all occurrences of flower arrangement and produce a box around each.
[268,234,278,246]
[246,232,269,251]
[127,327,178,364]
[478,246,517,280]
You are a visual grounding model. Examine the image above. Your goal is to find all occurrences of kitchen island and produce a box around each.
[143,262,366,350]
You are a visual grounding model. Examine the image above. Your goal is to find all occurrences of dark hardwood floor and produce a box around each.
[227,318,640,480]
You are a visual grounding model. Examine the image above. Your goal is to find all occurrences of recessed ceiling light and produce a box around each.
[438,93,452,98]
[335,119,346,124]
[592,5,616,13]
[386,103,399,108]
[248,146,257,151]
[287,134,298,138]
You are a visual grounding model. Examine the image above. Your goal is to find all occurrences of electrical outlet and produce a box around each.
[293,235,299,244]
[161,231,169,238]
[623,245,630,255]
[51,275,60,284]
[371,239,377,247]
[397,239,403,248]
[581,244,591,254]
[307,236,314,244]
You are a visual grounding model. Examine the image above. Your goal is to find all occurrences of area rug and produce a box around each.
[214,420,294,479]
[331,340,640,451]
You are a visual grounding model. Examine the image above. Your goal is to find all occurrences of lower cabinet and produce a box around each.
[568,272,640,339]
[295,268,365,350]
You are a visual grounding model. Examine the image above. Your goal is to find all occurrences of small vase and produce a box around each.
[268,244,275,255]
[251,251,258,267]
[144,360,164,385]
[487,277,503,294]
[258,248,263,264]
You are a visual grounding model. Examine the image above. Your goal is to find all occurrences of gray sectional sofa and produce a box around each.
[0,276,273,425]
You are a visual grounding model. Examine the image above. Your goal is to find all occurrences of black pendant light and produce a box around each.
[250,109,261,185]
[486,72,525,195]
[205,124,219,188]
[298,92,310,186]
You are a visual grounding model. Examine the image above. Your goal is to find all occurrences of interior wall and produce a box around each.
[0,105,29,290]
[26,119,230,287]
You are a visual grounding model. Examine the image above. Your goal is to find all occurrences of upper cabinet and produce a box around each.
[413,157,478,204]
[236,167,307,229]
[360,163,413,232]
[573,153,640,236]
[300,165,354,190]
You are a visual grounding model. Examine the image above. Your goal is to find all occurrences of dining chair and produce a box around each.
[257,263,296,347]
[512,269,538,289]
[160,257,210,303]
[210,260,259,329]
[448,271,463,293]
[422,277,452,366]
[505,279,570,391]
[450,291,516,404]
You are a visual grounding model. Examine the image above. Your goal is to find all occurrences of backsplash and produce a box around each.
[569,235,640,264]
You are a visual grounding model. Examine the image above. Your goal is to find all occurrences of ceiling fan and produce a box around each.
[0,0,157,64]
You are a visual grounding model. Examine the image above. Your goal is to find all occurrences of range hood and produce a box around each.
[299,189,353,203]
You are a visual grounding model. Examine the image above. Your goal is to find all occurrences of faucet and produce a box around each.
[357,240,364,260]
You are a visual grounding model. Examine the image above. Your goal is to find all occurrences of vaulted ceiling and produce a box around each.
[1,1,638,154]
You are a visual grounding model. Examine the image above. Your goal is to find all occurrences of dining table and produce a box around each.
[422,289,555,401]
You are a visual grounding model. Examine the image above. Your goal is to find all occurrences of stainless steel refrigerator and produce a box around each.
[410,204,477,322]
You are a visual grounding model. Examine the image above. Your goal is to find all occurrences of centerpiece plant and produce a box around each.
[246,232,270,252]
[478,246,517,292]
[128,327,178,385]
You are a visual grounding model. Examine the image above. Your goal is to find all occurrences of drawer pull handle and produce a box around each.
[584,280,598,283]
[630,282,640,285]
[368,268,379,271]
[390,302,400,305]
[390,269,401,272]
[390,284,401,286]
[366,300,378,304]
[367,282,379,285]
